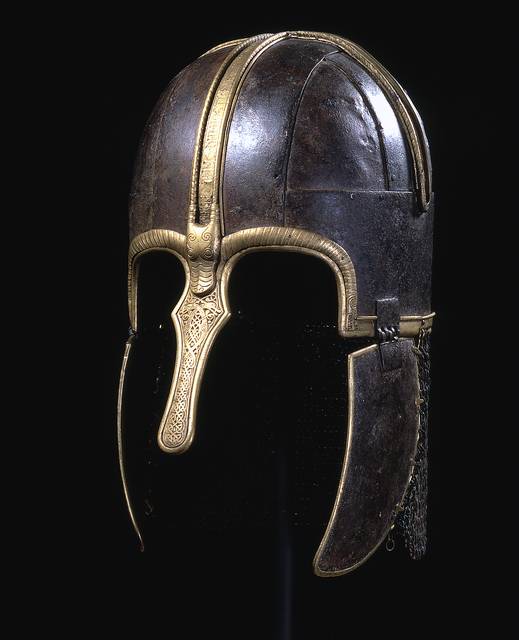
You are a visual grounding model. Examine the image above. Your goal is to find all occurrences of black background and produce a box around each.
[53,8,509,636]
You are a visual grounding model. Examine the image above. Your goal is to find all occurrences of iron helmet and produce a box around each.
[118,31,434,575]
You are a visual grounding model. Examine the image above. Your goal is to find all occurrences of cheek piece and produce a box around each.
[118,31,434,575]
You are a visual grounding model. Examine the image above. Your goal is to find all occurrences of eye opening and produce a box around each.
[227,251,339,327]
[135,250,187,333]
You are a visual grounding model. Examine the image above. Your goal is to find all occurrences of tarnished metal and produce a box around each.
[313,339,420,575]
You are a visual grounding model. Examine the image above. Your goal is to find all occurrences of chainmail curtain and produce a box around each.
[395,330,431,559]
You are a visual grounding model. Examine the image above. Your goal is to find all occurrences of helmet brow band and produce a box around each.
[220,227,358,335]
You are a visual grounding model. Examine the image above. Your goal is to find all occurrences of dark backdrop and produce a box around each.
[71,9,506,636]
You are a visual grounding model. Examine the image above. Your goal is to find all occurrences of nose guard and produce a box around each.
[118,31,434,574]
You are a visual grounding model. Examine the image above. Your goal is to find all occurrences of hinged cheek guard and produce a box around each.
[118,31,434,574]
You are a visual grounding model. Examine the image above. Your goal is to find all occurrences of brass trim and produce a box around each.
[199,38,247,57]
[129,225,360,453]
[197,36,287,225]
[186,33,290,297]
[157,281,229,453]
[188,35,270,218]
[291,31,432,212]
[221,226,358,336]
[199,31,431,213]
[184,36,268,299]
[197,43,259,224]
[313,341,421,576]
[117,338,144,550]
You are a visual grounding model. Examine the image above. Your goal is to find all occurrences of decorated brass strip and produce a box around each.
[291,31,432,212]
[198,32,290,227]
[197,44,261,224]
[198,39,285,224]
[199,38,247,57]
[117,337,144,550]
[187,33,291,297]
[188,34,271,219]
[221,226,358,335]
[185,41,265,297]
[158,281,230,452]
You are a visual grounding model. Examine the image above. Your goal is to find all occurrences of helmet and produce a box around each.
[118,31,434,575]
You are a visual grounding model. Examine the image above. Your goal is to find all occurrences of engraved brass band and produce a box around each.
[184,35,271,298]
[199,38,247,57]
[185,34,289,298]
[158,281,227,452]
[197,37,286,225]
[188,34,272,219]
[220,227,358,334]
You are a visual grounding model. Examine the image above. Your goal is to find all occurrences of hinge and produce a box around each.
[376,298,401,371]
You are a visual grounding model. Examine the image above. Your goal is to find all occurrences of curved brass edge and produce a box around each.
[184,34,279,297]
[205,33,291,228]
[189,33,273,218]
[117,337,144,551]
[312,341,421,577]
[221,227,358,335]
[291,31,432,212]
[190,33,292,296]
[198,38,247,57]
[198,42,264,223]
[128,229,187,331]
[157,280,231,453]
[198,33,288,222]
